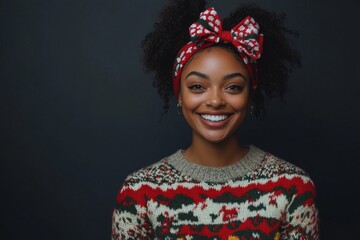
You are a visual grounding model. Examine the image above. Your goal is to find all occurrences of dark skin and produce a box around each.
[178,47,251,167]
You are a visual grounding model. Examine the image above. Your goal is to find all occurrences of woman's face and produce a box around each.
[179,47,250,144]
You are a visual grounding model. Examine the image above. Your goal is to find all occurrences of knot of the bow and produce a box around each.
[220,31,233,43]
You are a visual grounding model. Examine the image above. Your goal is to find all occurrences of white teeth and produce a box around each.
[200,114,228,122]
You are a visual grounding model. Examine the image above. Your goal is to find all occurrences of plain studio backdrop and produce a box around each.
[1,0,359,239]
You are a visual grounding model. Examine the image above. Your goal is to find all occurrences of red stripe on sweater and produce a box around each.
[117,175,315,206]
[177,216,280,238]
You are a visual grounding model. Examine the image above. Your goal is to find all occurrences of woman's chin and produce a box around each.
[197,131,236,144]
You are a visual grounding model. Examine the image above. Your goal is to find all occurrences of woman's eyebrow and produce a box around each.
[185,71,248,82]
[185,71,209,80]
[223,73,247,82]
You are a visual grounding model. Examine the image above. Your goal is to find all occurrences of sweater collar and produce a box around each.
[167,145,265,182]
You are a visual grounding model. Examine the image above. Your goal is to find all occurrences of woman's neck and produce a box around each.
[182,132,249,168]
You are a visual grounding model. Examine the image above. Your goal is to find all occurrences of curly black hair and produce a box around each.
[141,0,301,119]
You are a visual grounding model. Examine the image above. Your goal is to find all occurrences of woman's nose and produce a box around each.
[206,89,225,108]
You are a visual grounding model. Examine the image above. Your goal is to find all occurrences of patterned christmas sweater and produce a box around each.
[112,146,319,240]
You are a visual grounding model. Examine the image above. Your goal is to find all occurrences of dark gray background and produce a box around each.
[1,0,359,239]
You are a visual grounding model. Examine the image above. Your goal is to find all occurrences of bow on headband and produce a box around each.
[173,7,264,98]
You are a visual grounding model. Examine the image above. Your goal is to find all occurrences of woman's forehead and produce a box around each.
[182,47,248,74]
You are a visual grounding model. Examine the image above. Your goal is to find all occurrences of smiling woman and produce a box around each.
[111,0,319,239]
[180,47,250,136]
[179,47,251,166]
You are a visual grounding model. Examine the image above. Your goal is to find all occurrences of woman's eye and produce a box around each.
[189,84,205,91]
[226,85,244,92]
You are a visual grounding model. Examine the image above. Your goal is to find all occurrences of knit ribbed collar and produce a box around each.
[167,145,265,182]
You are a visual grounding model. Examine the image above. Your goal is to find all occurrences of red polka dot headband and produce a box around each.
[172,7,264,98]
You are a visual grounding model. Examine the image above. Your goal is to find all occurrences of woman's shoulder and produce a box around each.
[121,150,185,188]
[255,148,316,189]
[262,150,311,175]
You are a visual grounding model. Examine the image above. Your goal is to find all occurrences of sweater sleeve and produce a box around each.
[280,176,320,240]
[111,180,154,240]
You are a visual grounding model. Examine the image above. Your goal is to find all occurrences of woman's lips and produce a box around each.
[200,114,229,122]
[197,113,233,128]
